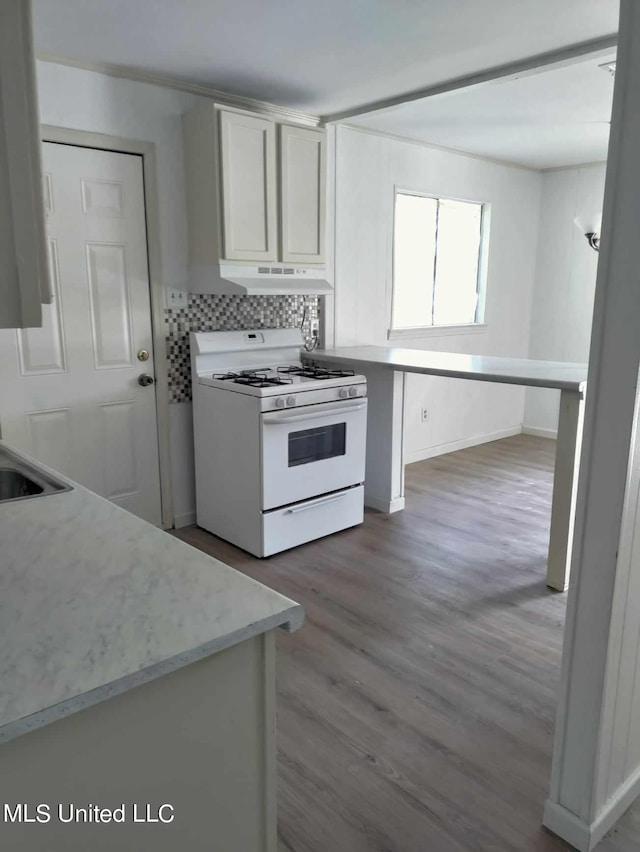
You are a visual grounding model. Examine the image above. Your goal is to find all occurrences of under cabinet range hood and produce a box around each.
[189,264,333,296]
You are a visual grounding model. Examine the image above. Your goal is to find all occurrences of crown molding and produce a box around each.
[542,159,608,173]
[342,123,609,174]
[338,123,541,173]
[36,52,321,127]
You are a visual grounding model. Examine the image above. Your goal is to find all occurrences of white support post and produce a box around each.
[547,389,585,591]
[544,2,640,848]
[362,368,405,513]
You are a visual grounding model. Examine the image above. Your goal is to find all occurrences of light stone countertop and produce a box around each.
[0,441,303,744]
[308,346,588,393]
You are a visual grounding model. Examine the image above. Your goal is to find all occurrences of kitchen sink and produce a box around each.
[0,447,73,504]
[0,469,45,499]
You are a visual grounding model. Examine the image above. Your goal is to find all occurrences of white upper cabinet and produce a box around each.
[183,104,327,293]
[0,0,51,329]
[280,124,326,265]
[219,110,278,262]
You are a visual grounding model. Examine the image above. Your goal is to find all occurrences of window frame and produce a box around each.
[388,187,490,339]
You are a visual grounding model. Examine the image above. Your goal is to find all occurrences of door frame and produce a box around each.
[41,125,173,529]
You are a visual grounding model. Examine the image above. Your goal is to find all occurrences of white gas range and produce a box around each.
[191,329,367,557]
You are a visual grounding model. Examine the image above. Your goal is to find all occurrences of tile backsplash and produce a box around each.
[165,294,319,402]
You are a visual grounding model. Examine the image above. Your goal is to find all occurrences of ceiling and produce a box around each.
[348,52,617,170]
[32,0,619,118]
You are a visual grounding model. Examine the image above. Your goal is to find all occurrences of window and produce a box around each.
[288,423,346,467]
[391,191,486,332]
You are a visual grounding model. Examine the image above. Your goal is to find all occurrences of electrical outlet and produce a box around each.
[421,408,429,422]
[167,290,187,308]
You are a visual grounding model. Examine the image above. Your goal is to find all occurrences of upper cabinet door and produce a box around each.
[0,0,50,329]
[219,110,278,262]
[280,125,326,265]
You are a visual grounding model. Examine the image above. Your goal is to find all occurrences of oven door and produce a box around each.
[261,398,367,510]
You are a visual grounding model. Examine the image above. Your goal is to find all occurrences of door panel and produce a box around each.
[0,143,162,525]
[99,400,138,500]
[17,240,67,375]
[81,177,124,217]
[280,124,325,264]
[86,242,134,369]
[26,408,73,474]
[219,110,277,261]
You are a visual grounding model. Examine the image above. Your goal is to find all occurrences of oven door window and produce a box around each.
[288,422,346,468]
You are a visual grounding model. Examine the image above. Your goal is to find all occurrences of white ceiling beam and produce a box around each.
[322,33,618,125]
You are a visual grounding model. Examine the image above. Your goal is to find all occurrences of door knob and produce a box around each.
[138,373,155,387]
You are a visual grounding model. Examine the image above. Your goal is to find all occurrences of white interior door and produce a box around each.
[0,142,162,526]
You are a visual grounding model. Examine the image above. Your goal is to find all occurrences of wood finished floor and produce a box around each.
[173,435,640,852]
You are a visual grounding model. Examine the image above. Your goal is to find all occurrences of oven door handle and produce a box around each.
[262,400,366,425]
[285,492,347,514]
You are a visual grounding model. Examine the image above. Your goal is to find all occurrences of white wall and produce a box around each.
[333,125,542,462]
[524,164,606,437]
[595,396,640,822]
[36,61,210,295]
[547,390,640,845]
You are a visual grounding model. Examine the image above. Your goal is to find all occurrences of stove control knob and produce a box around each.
[286,396,296,407]
[339,388,349,399]
[348,386,358,397]
[275,398,286,408]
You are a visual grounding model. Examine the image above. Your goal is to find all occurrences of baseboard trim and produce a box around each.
[404,426,522,466]
[543,800,591,851]
[174,511,196,529]
[522,426,558,440]
[364,494,406,514]
[544,765,640,851]
[590,765,640,848]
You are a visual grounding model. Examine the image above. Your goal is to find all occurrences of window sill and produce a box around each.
[388,323,488,340]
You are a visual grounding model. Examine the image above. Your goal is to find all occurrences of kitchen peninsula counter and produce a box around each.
[307,346,588,592]
[307,345,587,392]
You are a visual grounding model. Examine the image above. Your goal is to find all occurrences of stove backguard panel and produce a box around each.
[165,294,320,403]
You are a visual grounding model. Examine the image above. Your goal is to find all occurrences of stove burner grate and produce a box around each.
[212,371,243,381]
[211,369,293,388]
[278,365,356,380]
[234,375,293,388]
